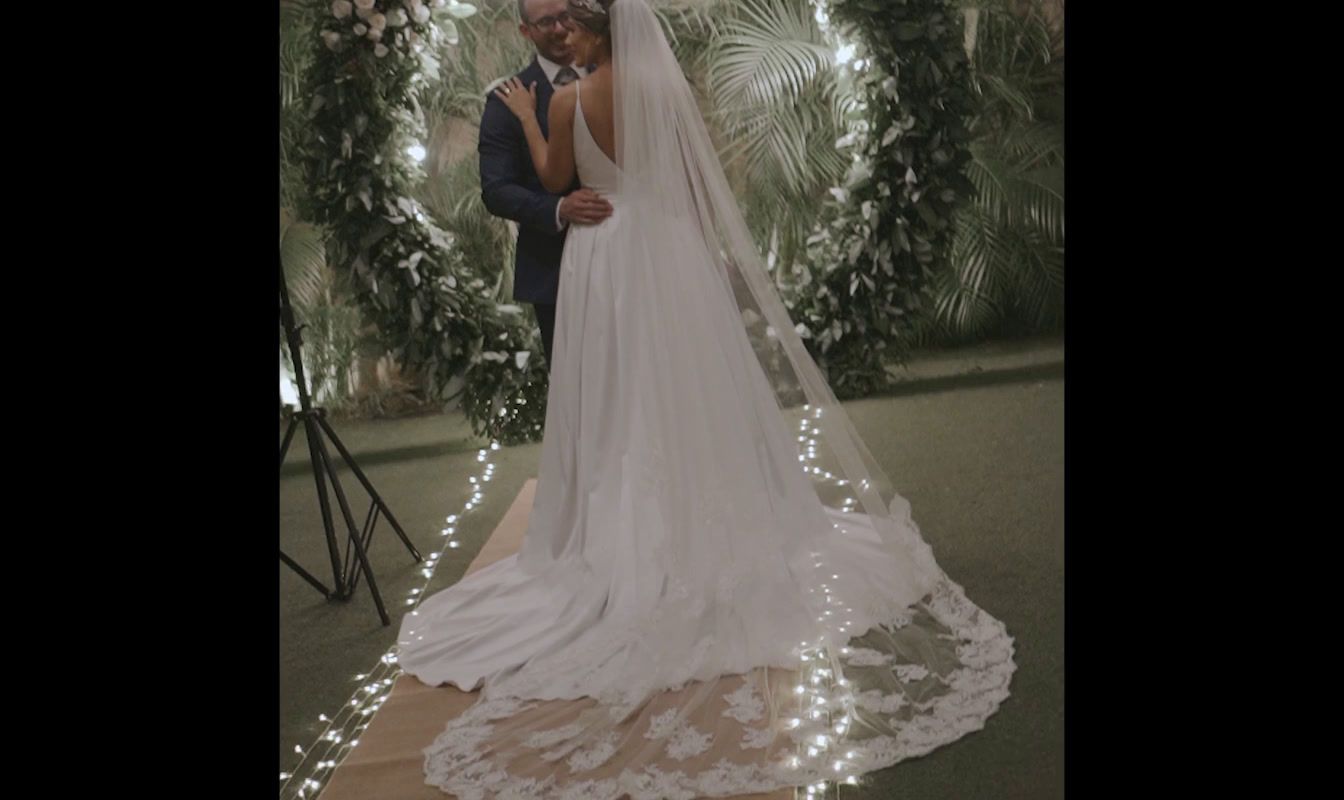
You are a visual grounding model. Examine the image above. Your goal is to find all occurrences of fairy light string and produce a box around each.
[280,440,501,799]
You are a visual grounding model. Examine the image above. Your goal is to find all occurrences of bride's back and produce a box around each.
[576,67,616,165]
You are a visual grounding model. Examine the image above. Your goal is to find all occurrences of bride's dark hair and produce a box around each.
[567,0,616,37]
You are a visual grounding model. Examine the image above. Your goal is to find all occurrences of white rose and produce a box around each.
[413,3,431,23]
[387,9,408,26]
[369,12,387,30]
[354,0,375,8]
[408,30,421,45]
[321,30,342,50]
[367,27,384,41]
[356,6,373,20]
[375,43,390,58]
[353,22,367,35]
[331,0,352,19]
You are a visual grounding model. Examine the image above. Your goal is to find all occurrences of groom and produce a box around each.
[479,0,613,369]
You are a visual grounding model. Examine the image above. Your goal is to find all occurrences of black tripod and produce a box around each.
[279,254,421,626]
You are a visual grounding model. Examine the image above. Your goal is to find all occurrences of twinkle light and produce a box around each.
[282,439,507,799]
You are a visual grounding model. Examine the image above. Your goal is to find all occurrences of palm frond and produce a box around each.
[709,0,832,110]
[1012,163,1063,241]
[279,1,311,110]
[976,72,1036,120]
[279,214,330,318]
[699,0,847,254]
[656,0,724,64]
[999,119,1063,166]
[967,140,1063,242]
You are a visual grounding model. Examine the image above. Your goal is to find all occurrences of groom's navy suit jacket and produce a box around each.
[479,57,581,305]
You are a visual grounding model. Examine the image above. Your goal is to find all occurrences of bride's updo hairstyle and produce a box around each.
[567,0,616,38]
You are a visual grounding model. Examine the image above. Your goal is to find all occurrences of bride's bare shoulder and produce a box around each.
[550,83,578,114]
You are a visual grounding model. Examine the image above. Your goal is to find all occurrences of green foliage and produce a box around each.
[705,0,852,268]
[298,1,548,444]
[926,0,1064,341]
[280,210,363,409]
[786,0,978,398]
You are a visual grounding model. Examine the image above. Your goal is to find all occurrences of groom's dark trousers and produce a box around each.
[478,57,579,370]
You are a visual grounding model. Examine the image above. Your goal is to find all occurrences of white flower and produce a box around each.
[331,0,352,19]
[387,9,408,27]
[356,6,373,20]
[369,12,387,30]
[409,0,431,23]
[367,27,383,41]
[353,22,367,35]
[354,0,375,8]
[321,30,342,50]
[375,43,389,57]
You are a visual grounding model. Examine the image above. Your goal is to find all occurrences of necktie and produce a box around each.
[553,66,579,87]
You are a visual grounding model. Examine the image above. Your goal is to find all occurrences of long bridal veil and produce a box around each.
[414,1,1015,796]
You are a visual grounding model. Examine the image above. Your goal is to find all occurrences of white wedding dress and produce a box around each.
[396,3,1014,797]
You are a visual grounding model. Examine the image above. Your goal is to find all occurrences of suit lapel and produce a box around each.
[521,59,554,138]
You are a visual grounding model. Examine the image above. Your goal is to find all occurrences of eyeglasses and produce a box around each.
[526,12,570,31]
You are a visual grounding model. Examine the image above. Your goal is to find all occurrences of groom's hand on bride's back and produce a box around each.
[559,188,613,226]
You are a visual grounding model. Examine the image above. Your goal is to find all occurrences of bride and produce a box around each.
[396,0,1015,796]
